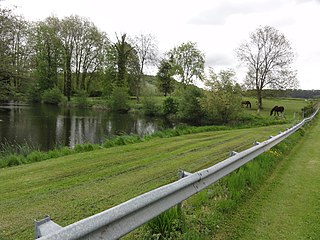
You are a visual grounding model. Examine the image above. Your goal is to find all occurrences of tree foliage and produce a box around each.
[168,41,205,86]
[201,69,242,123]
[34,16,62,91]
[0,7,32,101]
[113,33,135,87]
[177,85,204,124]
[236,25,298,110]
[156,58,175,96]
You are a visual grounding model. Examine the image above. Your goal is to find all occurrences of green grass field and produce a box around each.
[241,97,308,121]
[211,115,320,240]
[0,97,312,239]
[0,124,293,240]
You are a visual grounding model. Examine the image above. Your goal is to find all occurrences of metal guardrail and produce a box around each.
[35,108,318,240]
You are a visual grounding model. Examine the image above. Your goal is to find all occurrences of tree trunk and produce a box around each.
[257,88,262,112]
[66,54,72,101]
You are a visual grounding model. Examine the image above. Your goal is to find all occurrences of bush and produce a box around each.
[26,83,42,103]
[7,155,23,167]
[163,97,178,116]
[110,86,130,112]
[75,90,89,108]
[42,87,64,105]
[301,100,316,117]
[142,96,161,116]
[177,86,205,124]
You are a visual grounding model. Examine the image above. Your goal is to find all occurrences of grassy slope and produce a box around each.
[0,124,291,240]
[213,117,320,239]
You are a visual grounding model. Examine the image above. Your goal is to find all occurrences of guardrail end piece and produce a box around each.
[34,215,62,239]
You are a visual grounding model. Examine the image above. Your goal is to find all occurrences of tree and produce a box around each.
[236,25,298,111]
[200,69,242,123]
[0,7,32,101]
[34,16,62,92]
[156,58,175,96]
[72,17,109,92]
[114,33,135,87]
[59,16,77,101]
[132,33,158,101]
[0,7,15,101]
[168,41,205,86]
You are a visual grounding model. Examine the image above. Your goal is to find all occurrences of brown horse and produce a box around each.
[270,106,284,116]
[241,101,251,108]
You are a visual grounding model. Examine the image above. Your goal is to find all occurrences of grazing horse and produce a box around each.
[241,101,251,108]
[270,106,285,116]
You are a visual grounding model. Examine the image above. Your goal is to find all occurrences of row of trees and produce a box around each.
[0,5,298,113]
[0,7,163,103]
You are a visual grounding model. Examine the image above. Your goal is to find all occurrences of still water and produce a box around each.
[0,103,173,151]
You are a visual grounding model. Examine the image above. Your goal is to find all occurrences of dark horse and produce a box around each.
[270,106,285,116]
[241,101,251,108]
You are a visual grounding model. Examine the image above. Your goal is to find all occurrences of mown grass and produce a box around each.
[0,124,292,240]
[215,116,320,240]
[126,124,309,240]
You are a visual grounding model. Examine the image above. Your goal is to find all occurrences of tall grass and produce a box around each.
[141,208,183,240]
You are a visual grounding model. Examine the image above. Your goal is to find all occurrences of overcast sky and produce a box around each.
[2,0,320,90]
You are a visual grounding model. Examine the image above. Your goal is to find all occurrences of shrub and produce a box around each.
[7,155,23,166]
[26,82,42,103]
[301,100,316,117]
[110,86,130,112]
[27,151,46,162]
[142,96,161,116]
[42,87,64,105]
[177,86,205,124]
[75,90,89,108]
[163,97,178,116]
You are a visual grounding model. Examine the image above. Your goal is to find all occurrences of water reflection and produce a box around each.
[0,103,172,151]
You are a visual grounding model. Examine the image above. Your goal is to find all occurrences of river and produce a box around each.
[0,102,173,151]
